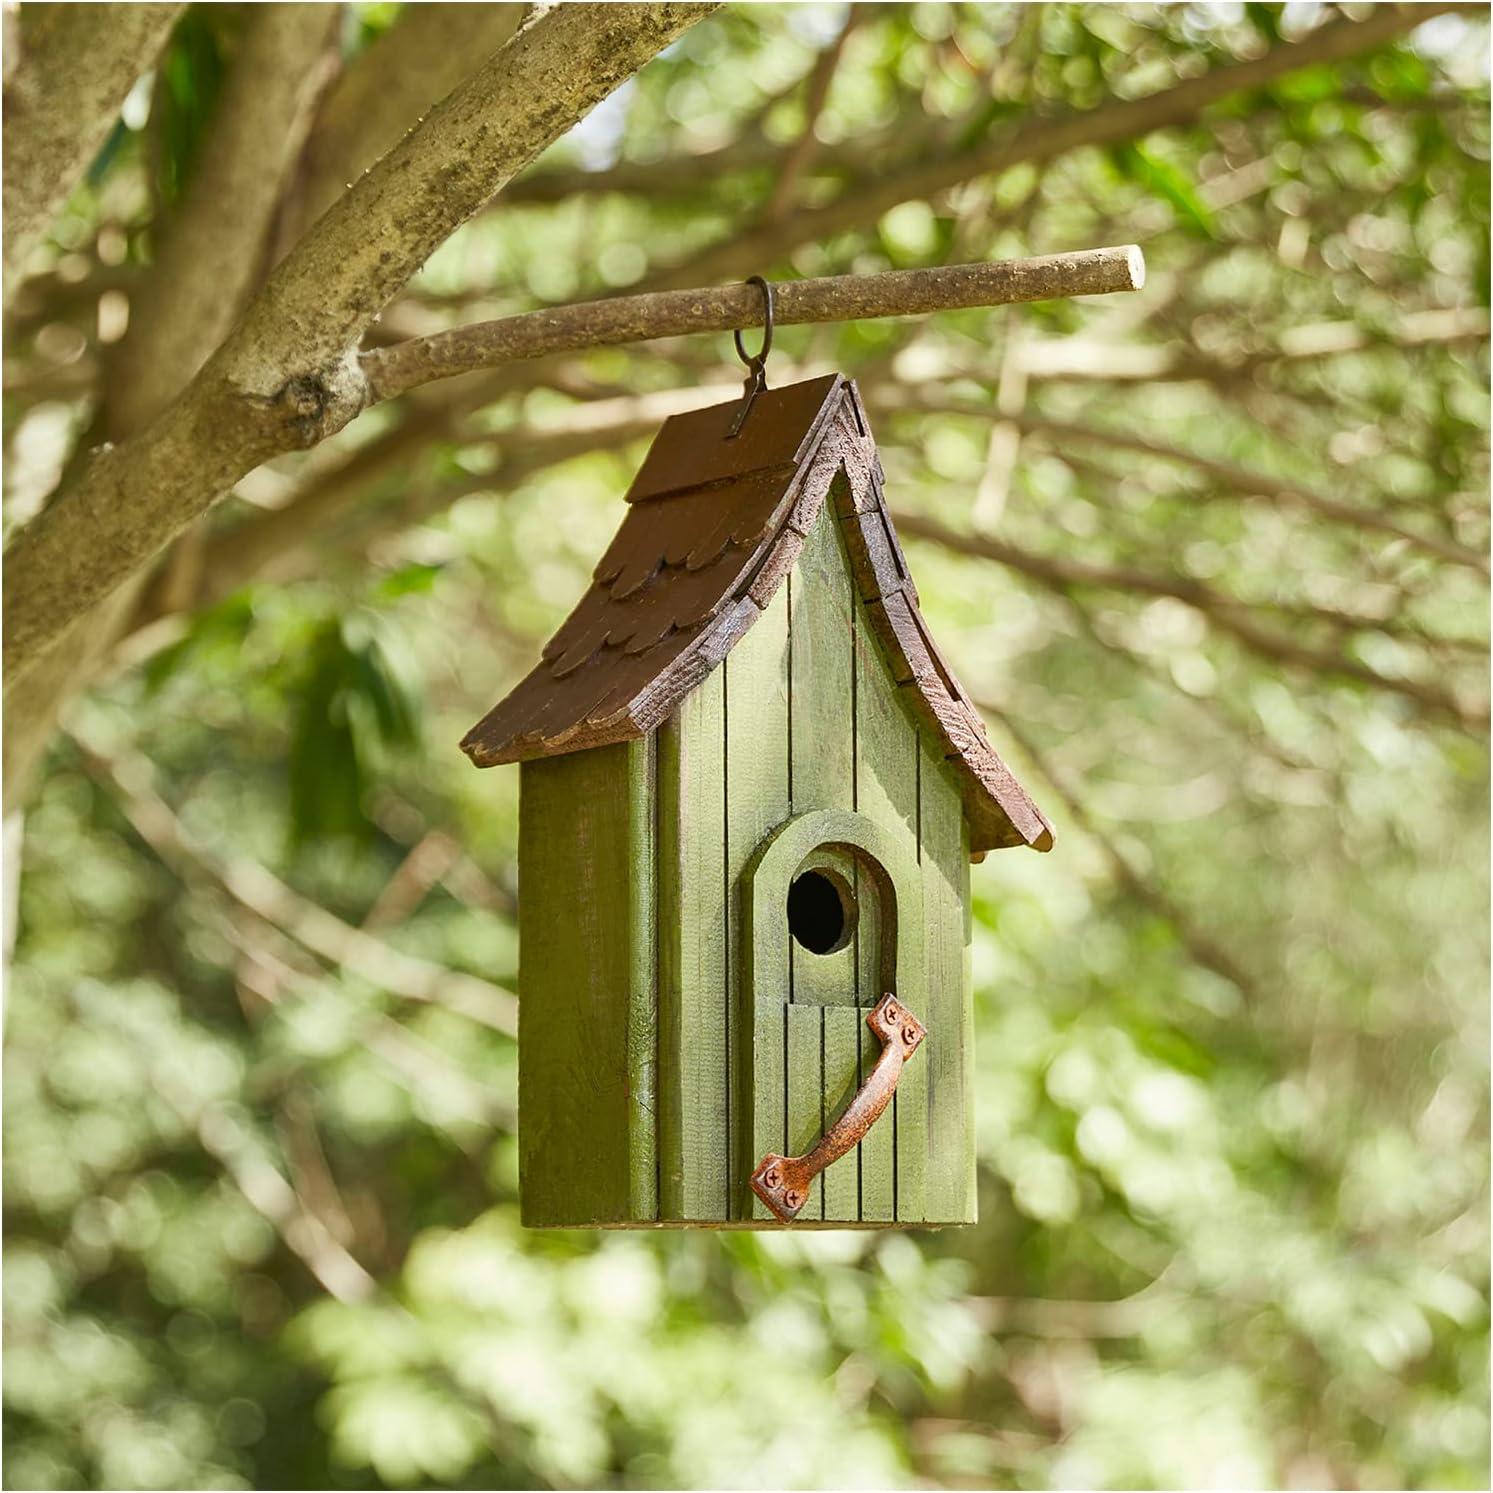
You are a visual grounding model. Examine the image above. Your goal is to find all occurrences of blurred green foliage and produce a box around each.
[4,3,1489,1489]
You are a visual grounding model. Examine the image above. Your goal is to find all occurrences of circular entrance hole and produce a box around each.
[788,869,855,955]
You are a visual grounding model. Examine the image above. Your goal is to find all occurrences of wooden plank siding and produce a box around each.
[525,491,973,1227]
[657,668,729,1221]
[518,740,656,1227]
[920,743,975,1223]
[724,585,791,1222]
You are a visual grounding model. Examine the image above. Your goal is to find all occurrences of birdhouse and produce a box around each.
[463,374,1052,1228]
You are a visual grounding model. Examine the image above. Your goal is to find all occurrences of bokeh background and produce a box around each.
[4,3,1489,1488]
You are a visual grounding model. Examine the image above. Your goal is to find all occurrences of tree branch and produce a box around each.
[893,511,1488,729]
[4,6,343,811]
[276,2,530,252]
[1,2,185,301]
[359,246,1147,402]
[106,3,341,437]
[888,396,1488,572]
[69,727,518,1037]
[2,2,717,691]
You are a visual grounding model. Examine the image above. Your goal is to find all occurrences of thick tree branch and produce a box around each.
[107,3,341,437]
[221,3,717,405]
[277,2,530,251]
[4,6,342,811]
[360,246,1147,402]
[2,2,717,691]
[1,2,185,301]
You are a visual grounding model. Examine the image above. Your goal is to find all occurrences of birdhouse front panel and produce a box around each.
[465,375,1052,1229]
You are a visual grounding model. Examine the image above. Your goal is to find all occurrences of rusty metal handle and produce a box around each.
[750,992,926,1223]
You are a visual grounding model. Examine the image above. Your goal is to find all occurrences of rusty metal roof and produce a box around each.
[461,373,1051,854]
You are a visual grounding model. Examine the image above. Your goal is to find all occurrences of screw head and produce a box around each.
[763,1168,780,1189]
[783,1189,802,1211]
[902,1022,918,1046]
[884,1001,899,1022]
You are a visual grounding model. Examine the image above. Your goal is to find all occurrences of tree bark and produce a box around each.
[278,1,531,250]
[107,3,342,437]
[3,2,343,810]
[2,2,185,302]
[2,2,717,695]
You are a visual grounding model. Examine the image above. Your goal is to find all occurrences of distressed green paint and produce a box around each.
[789,503,856,816]
[921,739,974,1223]
[786,1004,824,1218]
[822,1007,861,1218]
[788,507,857,1030]
[848,537,932,1223]
[628,735,659,1219]
[518,740,655,1227]
[723,585,791,1220]
[657,668,729,1221]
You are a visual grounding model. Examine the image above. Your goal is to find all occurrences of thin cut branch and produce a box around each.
[2,3,184,301]
[360,246,1147,402]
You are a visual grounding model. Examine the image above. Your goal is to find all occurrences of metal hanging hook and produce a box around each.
[726,275,774,439]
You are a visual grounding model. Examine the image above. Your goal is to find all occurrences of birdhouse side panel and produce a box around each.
[518,740,657,1227]
[919,744,977,1224]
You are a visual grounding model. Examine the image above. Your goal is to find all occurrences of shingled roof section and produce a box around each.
[461,374,1053,855]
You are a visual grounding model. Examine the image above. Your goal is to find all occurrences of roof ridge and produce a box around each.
[460,374,1051,856]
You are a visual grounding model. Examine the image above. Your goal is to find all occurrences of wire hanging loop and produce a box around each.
[726,275,775,439]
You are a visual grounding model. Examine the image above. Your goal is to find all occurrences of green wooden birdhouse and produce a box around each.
[463,373,1052,1229]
